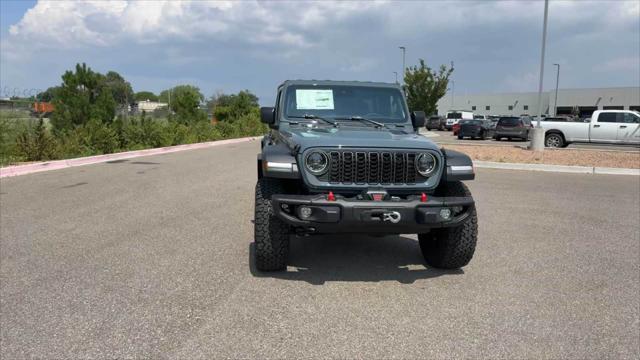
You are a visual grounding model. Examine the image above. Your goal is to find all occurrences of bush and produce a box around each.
[1,102,267,166]
[15,118,58,161]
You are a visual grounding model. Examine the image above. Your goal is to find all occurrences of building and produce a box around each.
[437,87,640,117]
[136,100,168,113]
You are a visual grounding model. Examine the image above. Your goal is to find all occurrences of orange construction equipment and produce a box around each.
[33,102,54,114]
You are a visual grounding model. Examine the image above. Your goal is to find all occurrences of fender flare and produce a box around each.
[258,142,301,179]
[441,148,475,181]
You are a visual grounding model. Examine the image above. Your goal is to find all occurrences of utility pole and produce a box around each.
[530,0,549,151]
[399,46,406,85]
[553,63,560,116]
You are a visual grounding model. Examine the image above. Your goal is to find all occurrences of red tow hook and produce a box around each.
[420,193,427,202]
[327,191,336,201]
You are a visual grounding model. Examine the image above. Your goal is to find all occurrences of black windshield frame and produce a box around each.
[282,85,409,124]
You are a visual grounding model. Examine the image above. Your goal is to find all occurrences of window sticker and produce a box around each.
[295,89,334,110]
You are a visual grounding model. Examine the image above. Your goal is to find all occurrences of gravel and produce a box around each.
[444,144,640,168]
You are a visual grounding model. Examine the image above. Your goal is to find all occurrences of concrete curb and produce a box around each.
[0,136,259,178]
[474,161,640,176]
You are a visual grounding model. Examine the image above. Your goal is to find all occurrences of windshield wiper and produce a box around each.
[335,116,385,128]
[288,114,338,127]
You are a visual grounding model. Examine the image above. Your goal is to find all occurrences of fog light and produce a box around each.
[439,208,452,220]
[281,203,290,212]
[299,206,312,219]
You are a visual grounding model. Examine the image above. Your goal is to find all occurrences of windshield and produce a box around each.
[283,85,408,123]
[447,112,462,119]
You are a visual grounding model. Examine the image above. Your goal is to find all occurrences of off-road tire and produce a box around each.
[254,178,290,271]
[418,181,478,269]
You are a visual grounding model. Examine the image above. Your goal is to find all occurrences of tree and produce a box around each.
[403,59,454,116]
[104,71,134,106]
[134,91,159,102]
[51,63,117,132]
[160,85,206,123]
[208,90,259,122]
[36,86,60,102]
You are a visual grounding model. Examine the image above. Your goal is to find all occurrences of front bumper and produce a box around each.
[271,193,474,234]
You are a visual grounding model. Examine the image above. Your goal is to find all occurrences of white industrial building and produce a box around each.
[437,87,639,117]
[136,100,168,113]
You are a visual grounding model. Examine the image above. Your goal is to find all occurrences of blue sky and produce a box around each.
[1,0,638,105]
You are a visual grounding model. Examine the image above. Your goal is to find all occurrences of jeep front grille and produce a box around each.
[327,150,419,185]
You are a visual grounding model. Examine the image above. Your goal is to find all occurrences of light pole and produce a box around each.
[399,46,406,85]
[530,0,549,151]
[553,63,560,116]
[393,71,398,84]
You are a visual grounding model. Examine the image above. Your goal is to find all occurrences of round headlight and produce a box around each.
[305,151,328,175]
[415,153,437,177]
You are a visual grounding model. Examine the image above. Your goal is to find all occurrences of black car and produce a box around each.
[255,80,477,271]
[458,120,494,140]
[425,115,446,131]
[494,116,533,141]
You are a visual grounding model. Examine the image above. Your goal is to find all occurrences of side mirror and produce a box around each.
[260,107,275,125]
[411,111,426,129]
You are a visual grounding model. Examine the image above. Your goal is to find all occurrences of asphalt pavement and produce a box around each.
[1,139,639,359]
[422,129,640,152]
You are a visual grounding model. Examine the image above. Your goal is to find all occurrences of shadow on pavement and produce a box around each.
[249,234,463,285]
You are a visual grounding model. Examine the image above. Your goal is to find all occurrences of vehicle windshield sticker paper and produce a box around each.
[295,89,334,110]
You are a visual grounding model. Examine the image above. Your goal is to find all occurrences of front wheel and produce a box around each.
[545,133,564,148]
[457,135,463,139]
[254,178,291,271]
[418,181,478,269]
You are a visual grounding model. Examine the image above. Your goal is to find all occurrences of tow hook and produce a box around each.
[382,211,401,223]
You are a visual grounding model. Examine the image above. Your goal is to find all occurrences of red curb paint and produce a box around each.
[0,137,259,178]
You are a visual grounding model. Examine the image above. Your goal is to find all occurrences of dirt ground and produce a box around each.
[443,144,640,169]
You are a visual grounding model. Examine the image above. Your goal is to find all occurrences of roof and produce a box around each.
[278,79,402,89]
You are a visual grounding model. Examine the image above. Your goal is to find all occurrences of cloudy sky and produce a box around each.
[0,0,638,104]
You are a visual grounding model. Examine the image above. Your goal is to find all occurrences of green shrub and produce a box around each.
[15,118,58,161]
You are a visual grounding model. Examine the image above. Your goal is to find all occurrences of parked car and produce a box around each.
[458,120,495,140]
[425,115,446,131]
[494,116,533,141]
[538,110,640,147]
[452,119,471,135]
[473,115,488,120]
[254,80,477,271]
[445,110,474,130]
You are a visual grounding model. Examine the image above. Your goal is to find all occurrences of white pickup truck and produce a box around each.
[540,110,640,147]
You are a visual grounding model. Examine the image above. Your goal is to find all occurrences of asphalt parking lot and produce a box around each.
[422,129,640,152]
[1,139,639,359]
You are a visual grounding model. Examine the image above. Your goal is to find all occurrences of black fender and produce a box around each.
[441,148,475,181]
[258,142,301,179]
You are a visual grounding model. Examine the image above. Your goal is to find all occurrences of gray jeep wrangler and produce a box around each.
[255,80,477,271]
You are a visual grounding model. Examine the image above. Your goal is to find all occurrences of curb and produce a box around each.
[0,136,259,178]
[474,161,640,176]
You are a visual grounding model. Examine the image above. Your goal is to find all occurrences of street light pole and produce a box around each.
[553,63,560,116]
[399,46,406,85]
[530,0,549,151]
[393,71,398,84]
